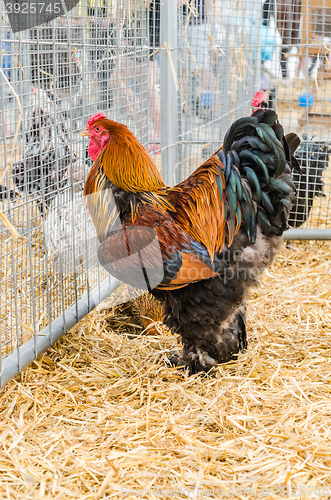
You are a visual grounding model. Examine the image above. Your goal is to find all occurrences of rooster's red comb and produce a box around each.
[87,113,107,126]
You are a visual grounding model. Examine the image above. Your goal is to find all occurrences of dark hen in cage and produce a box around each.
[12,88,76,212]
[289,136,330,228]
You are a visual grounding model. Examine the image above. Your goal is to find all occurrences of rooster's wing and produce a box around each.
[97,205,224,291]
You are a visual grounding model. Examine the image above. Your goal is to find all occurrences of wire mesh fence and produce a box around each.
[0,0,331,385]
[169,0,331,237]
[0,0,149,384]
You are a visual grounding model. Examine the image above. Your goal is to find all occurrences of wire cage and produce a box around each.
[0,0,149,385]
[169,0,331,238]
[0,0,331,385]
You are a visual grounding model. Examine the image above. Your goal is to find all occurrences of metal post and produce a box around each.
[284,229,331,240]
[160,0,177,186]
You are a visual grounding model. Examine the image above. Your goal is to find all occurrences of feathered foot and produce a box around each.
[169,306,247,375]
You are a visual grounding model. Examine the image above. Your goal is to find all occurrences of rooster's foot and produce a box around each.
[167,351,185,368]
[167,349,216,375]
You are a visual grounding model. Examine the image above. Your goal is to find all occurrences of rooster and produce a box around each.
[289,137,330,228]
[12,88,76,212]
[82,110,300,374]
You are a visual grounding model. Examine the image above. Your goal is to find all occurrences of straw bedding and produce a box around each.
[0,239,331,499]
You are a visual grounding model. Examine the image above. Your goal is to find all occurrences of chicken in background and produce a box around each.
[82,110,300,374]
[12,88,76,212]
[0,185,18,201]
[288,135,330,227]
[44,187,97,277]
[251,94,330,229]
[130,293,165,335]
[44,147,97,277]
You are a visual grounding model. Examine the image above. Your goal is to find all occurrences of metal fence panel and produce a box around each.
[1,0,331,385]
[158,0,331,237]
[173,0,261,183]
[0,0,148,385]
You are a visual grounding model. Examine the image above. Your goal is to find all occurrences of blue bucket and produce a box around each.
[298,92,314,107]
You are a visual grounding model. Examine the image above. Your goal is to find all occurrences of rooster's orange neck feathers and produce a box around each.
[88,119,165,193]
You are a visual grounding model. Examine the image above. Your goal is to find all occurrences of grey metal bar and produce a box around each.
[0,277,120,388]
[160,0,177,186]
[283,229,331,240]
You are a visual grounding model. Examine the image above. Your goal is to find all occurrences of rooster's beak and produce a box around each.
[81,127,89,137]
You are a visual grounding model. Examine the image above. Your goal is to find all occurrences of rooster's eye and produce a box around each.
[95,126,100,132]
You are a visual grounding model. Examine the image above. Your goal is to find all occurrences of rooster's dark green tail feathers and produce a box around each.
[222,109,300,239]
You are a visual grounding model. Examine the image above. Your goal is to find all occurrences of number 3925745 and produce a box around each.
[5,2,62,14]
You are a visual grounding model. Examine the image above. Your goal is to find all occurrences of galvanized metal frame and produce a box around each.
[160,0,177,186]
